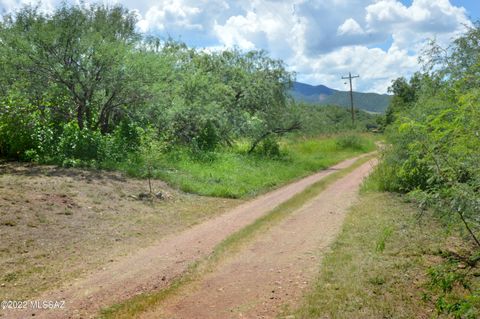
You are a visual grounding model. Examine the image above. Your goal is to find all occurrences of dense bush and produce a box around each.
[369,25,480,317]
[335,134,368,151]
[257,137,282,158]
[378,24,480,248]
[0,3,305,165]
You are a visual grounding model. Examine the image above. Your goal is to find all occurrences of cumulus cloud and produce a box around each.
[365,0,471,48]
[0,0,473,93]
[205,0,471,93]
[213,1,300,57]
[137,2,202,33]
[337,18,365,35]
[293,45,418,93]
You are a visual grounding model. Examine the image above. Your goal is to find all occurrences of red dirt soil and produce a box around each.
[141,159,377,319]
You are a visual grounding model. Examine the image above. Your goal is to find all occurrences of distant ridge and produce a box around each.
[290,81,391,113]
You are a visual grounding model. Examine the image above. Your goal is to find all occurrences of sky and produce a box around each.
[0,0,478,93]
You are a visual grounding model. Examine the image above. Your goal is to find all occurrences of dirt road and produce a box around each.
[3,155,371,319]
[141,159,376,319]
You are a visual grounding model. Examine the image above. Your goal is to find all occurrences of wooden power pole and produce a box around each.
[341,72,360,125]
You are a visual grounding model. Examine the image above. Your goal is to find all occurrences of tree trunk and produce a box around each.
[77,102,85,130]
[248,131,271,154]
[248,121,301,154]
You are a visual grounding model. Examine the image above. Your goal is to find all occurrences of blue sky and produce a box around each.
[0,0,477,93]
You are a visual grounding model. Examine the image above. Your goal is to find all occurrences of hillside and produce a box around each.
[291,81,392,113]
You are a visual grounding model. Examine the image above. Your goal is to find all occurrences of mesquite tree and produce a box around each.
[0,4,149,133]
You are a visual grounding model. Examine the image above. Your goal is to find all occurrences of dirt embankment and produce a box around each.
[0,164,239,317]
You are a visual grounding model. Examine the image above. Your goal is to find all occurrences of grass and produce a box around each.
[114,134,376,198]
[289,190,480,319]
[99,153,376,319]
[0,133,374,303]
[0,165,241,301]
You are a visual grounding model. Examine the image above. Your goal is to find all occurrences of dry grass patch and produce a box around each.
[290,192,477,319]
[0,163,241,300]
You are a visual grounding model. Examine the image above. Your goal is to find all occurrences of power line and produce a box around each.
[341,72,359,125]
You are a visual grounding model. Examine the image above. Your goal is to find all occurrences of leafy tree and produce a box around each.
[0,3,302,162]
[379,23,480,248]
[0,4,150,133]
[385,73,423,125]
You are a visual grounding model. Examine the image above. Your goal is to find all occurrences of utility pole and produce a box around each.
[341,72,360,125]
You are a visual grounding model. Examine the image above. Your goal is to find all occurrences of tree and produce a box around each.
[215,50,300,152]
[380,23,480,248]
[385,72,425,125]
[0,4,150,133]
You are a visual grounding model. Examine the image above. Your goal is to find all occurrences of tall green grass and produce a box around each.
[114,134,376,198]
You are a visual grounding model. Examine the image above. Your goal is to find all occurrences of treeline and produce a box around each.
[377,23,480,316]
[0,4,378,168]
[0,4,300,164]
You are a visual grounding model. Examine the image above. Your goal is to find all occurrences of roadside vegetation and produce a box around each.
[293,23,480,319]
[292,191,479,319]
[111,135,374,198]
[376,22,480,317]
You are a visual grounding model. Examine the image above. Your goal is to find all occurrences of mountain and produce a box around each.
[290,81,391,113]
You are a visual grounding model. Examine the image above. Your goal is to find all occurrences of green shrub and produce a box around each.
[335,134,366,151]
[100,121,145,164]
[195,119,220,151]
[55,122,104,164]
[425,260,479,319]
[0,101,39,160]
[257,137,281,158]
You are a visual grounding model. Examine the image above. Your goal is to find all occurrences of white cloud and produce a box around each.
[213,13,258,50]
[136,0,204,33]
[291,44,418,93]
[337,18,365,35]
[0,0,474,93]
[206,0,471,93]
[365,0,472,47]
[213,1,299,55]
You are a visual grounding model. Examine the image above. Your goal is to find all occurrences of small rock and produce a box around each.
[161,276,166,281]
[138,192,150,200]
[155,191,173,200]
